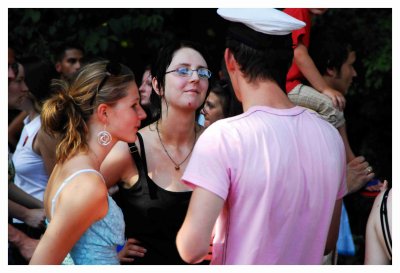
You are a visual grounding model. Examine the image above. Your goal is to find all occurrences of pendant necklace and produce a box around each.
[156,121,196,171]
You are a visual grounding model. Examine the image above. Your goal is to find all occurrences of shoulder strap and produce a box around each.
[127,132,148,177]
[51,169,104,218]
[137,133,148,174]
[380,188,391,258]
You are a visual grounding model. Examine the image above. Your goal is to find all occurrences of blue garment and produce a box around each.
[50,169,125,265]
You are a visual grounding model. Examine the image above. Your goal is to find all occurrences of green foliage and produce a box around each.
[9,8,174,63]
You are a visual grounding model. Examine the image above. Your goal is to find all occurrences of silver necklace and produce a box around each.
[156,121,196,171]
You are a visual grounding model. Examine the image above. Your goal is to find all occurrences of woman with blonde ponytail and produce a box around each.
[30,60,147,265]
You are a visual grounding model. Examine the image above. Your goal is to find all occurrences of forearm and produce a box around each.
[294,44,329,92]
[9,199,31,221]
[177,223,211,264]
[176,187,223,263]
[8,183,43,209]
[8,224,29,248]
[325,199,342,254]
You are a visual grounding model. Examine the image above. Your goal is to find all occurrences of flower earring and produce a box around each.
[97,125,112,146]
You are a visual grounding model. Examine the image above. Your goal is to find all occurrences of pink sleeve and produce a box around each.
[182,124,232,200]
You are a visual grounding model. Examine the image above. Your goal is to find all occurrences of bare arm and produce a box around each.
[324,198,342,254]
[8,182,43,209]
[294,42,345,111]
[30,175,108,264]
[8,199,45,229]
[364,187,391,264]
[176,187,224,264]
[8,111,27,151]
[33,128,57,176]
[8,224,39,262]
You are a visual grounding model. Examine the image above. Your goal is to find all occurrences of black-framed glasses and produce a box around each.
[90,62,122,106]
[165,67,212,79]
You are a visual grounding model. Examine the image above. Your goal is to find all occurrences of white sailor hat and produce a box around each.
[217,8,305,35]
[217,8,305,50]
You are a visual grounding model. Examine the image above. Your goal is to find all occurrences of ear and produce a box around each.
[224,48,236,72]
[326,67,337,77]
[55,62,62,73]
[152,77,163,96]
[96,103,109,124]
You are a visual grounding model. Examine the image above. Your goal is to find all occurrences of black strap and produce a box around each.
[127,133,147,181]
[136,133,148,174]
[380,188,391,258]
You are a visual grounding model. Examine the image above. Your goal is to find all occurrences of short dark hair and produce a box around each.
[55,43,84,62]
[309,30,353,76]
[225,23,293,92]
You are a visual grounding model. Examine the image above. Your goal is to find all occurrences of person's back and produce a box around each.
[177,8,346,265]
[187,105,346,264]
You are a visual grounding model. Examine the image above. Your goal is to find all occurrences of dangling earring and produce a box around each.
[97,125,112,146]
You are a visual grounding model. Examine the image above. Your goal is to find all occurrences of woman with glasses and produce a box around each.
[101,40,211,264]
[30,60,147,264]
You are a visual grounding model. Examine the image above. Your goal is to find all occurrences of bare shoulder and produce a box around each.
[57,171,108,220]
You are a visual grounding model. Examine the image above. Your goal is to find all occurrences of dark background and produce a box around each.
[9,8,392,264]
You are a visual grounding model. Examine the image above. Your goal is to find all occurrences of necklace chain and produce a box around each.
[156,121,196,171]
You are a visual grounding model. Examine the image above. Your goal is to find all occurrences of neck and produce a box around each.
[238,79,295,112]
[158,104,197,145]
[86,122,117,170]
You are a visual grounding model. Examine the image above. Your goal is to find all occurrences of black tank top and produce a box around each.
[115,133,192,265]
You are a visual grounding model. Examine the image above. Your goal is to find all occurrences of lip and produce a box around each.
[184,89,200,94]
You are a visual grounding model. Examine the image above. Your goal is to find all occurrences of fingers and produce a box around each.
[337,94,346,111]
[123,238,147,258]
[364,166,373,175]
[120,257,135,263]
[348,155,365,166]
[126,238,141,244]
[330,94,338,109]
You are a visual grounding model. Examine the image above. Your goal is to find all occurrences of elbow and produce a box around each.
[176,232,208,264]
[180,252,204,264]
[178,247,208,264]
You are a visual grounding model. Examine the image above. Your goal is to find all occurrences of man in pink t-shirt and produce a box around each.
[176,8,346,265]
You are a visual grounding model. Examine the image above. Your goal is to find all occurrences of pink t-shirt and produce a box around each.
[182,106,346,264]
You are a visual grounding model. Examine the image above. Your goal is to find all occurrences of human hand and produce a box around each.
[321,88,346,111]
[118,238,147,263]
[364,179,386,192]
[346,156,374,194]
[23,208,45,229]
[18,236,39,262]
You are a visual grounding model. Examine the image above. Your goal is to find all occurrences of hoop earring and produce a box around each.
[97,126,112,146]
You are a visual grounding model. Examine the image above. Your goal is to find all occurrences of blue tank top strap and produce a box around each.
[51,169,105,218]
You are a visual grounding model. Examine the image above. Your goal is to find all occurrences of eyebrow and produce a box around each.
[173,63,208,68]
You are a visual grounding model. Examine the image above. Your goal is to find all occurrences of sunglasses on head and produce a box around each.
[89,62,122,106]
